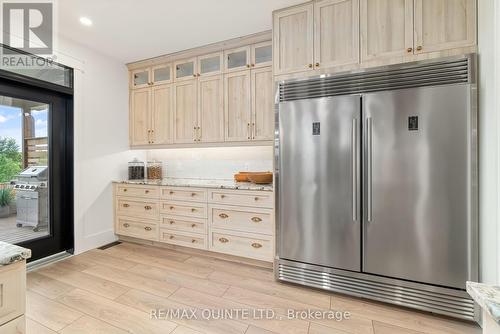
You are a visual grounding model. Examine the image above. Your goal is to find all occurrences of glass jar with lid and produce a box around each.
[147,161,163,180]
[128,158,145,180]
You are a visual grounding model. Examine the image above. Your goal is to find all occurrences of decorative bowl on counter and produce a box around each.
[234,172,273,184]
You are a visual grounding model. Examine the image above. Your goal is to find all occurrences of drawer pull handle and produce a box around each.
[169,221,175,225]
[191,193,196,197]
[123,204,130,208]
[144,205,152,210]
[169,191,174,195]
[169,235,174,239]
[219,237,229,243]
[191,224,196,228]
[219,213,229,219]
[123,188,128,192]
[192,239,197,243]
[191,208,196,212]
[254,197,259,201]
[220,195,226,199]
[170,206,175,210]
[251,243,262,249]
[251,217,262,223]
[144,226,152,231]
[123,223,130,228]
[145,190,149,194]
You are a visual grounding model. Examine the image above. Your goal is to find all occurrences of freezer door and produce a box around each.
[279,96,361,271]
[363,85,474,289]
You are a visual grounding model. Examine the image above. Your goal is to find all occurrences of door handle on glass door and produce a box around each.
[366,117,373,222]
[352,118,358,222]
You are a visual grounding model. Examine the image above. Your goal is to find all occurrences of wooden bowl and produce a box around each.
[247,172,273,184]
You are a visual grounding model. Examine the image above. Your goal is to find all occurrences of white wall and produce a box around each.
[478,0,500,284]
[54,37,143,254]
[146,146,273,179]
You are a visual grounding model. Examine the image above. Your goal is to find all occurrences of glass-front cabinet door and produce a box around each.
[131,68,150,89]
[152,64,172,85]
[174,58,197,81]
[252,42,272,68]
[198,52,222,77]
[225,46,250,72]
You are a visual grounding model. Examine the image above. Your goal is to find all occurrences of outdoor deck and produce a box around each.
[0,214,48,244]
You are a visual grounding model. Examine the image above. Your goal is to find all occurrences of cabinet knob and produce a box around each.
[123,203,130,208]
[169,235,175,239]
[191,224,196,228]
[246,64,250,68]
[144,226,152,231]
[251,217,262,223]
[145,190,149,194]
[192,239,197,243]
[169,191,174,195]
[169,220,175,225]
[219,213,229,219]
[308,64,313,68]
[220,194,226,199]
[417,46,423,51]
[144,205,152,210]
[315,63,320,67]
[251,243,263,249]
[254,197,259,201]
[191,208,196,212]
[123,188,127,192]
[219,237,229,243]
[191,193,196,197]
[251,64,255,67]
[170,206,175,210]
[407,47,413,53]
[193,74,197,77]
[123,223,130,228]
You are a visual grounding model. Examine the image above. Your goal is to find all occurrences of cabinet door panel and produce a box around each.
[414,0,476,54]
[314,0,359,68]
[360,0,413,62]
[130,87,151,146]
[252,41,272,68]
[152,64,172,85]
[174,58,197,82]
[174,81,197,143]
[224,71,251,142]
[225,46,251,73]
[198,75,224,143]
[152,84,173,144]
[273,3,314,75]
[251,67,274,141]
[131,68,150,89]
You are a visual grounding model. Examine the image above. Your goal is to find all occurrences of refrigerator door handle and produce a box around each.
[367,117,373,222]
[352,118,358,222]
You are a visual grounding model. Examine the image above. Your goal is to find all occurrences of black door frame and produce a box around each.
[0,74,74,261]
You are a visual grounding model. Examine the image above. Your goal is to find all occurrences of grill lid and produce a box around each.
[18,166,48,180]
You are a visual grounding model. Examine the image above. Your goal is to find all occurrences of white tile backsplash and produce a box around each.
[145,146,273,179]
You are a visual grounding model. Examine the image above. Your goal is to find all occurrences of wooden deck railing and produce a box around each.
[24,137,48,167]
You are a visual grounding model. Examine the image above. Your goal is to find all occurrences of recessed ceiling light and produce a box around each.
[79,17,93,26]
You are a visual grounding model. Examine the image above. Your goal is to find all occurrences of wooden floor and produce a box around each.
[26,242,481,334]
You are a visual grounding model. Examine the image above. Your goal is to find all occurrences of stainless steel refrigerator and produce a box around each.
[275,55,478,321]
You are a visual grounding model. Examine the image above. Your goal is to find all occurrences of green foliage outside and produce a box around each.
[0,137,22,183]
[0,188,13,207]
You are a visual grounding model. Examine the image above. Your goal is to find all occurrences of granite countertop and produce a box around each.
[0,242,31,265]
[114,177,273,192]
[467,281,500,324]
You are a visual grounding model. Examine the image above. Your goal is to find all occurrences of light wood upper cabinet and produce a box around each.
[174,80,197,143]
[152,64,172,85]
[414,0,476,54]
[251,67,274,141]
[314,0,359,68]
[273,3,314,75]
[252,42,272,68]
[174,58,197,82]
[131,68,150,89]
[198,75,224,142]
[151,84,173,144]
[225,46,251,73]
[360,0,413,62]
[225,70,252,142]
[130,87,151,146]
[198,52,223,77]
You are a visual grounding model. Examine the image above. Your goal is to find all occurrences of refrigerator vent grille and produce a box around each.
[278,263,476,321]
[278,58,471,102]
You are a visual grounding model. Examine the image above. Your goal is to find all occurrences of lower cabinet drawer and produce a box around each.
[209,205,273,235]
[209,229,273,261]
[0,261,25,327]
[160,201,207,219]
[208,189,273,208]
[116,216,159,241]
[115,198,159,219]
[160,216,207,234]
[160,229,207,250]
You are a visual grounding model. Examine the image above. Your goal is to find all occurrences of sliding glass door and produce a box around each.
[0,78,73,261]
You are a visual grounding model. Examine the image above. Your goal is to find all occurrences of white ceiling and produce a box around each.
[58,0,304,64]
